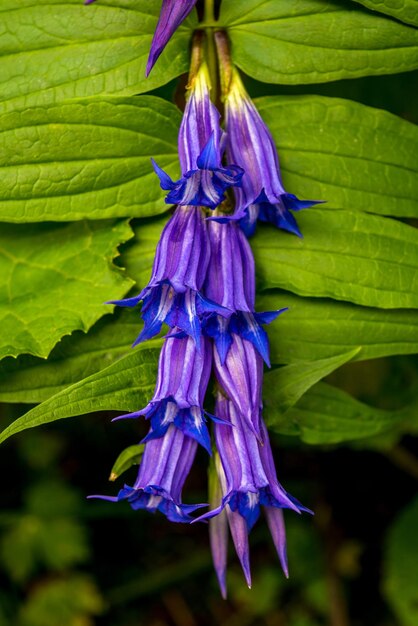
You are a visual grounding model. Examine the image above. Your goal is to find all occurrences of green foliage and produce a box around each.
[109,444,145,481]
[0,98,181,222]
[0,310,142,404]
[266,380,417,443]
[255,95,418,217]
[264,293,418,364]
[0,220,134,360]
[0,480,89,583]
[219,0,418,84]
[252,211,418,308]
[0,342,161,445]
[18,575,103,626]
[0,0,195,113]
[0,309,142,404]
[384,496,418,626]
[263,350,360,415]
[351,0,418,27]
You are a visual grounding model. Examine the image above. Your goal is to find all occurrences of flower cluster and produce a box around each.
[89,2,319,595]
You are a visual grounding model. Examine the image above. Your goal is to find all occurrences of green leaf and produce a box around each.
[109,444,145,481]
[0,0,195,113]
[0,342,161,446]
[262,293,418,365]
[255,95,418,218]
[0,220,134,360]
[384,495,418,626]
[0,98,180,222]
[263,350,360,416]
[266,380,413,443]
[0,309,142,404]
[351,0,418,27]
[252,210,418,309]
[219,0,418,84]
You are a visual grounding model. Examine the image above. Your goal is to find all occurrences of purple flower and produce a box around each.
[224,69,320,236]
[204,219,286,365]
[110,205,228,346]
[200,395,310,588]
[90,426,206,522]
[152,63,243,209]
[213,334,264,439]
[146,0,198,77]
[114,331,214,453]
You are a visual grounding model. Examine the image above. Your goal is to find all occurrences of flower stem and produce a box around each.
[188,30,205,87]
[214,30,233,99]
[204,0,215,22]
[202,0,217,102]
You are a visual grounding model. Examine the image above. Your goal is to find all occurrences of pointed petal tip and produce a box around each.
[215,570,228,599]
[243,569,252,589]
[131,336,144,348]
[145,58,153,77]
[86,494,117,501]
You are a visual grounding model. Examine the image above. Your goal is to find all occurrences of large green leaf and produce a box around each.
[264,293,418,364]
[2,291,418,405]
[384,496,418,626]
[266,380,415,443]
[252,210,418,309]
[0,342,161,446]
[0,220,134,360]
[0,98,180,222]
[0,310,142,404]
[0,0,195,113]
[351,0,418,27]
[263,350,360,416]
[219,0,418,84]
[255,96,418,218]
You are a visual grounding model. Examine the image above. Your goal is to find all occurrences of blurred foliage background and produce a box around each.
[0,66,417,626]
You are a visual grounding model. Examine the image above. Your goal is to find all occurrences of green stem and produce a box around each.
[204,0,215,22]
[203,0,218,102]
